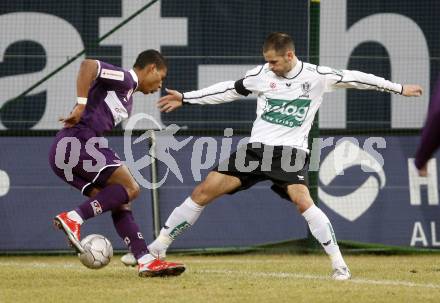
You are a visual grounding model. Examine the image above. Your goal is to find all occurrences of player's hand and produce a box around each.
[402,84,423,97]
[59,104,85,128]
[418,163,428,177]
[157,88,184,113]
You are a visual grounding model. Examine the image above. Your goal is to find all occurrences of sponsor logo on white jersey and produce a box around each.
[300,81,311,98]
[262,98,311,128]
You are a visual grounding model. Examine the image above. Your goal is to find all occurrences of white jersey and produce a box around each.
[182,60,403,152]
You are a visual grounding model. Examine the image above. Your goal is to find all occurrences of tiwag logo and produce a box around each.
[261,98,311,128]
[318,139,386,221]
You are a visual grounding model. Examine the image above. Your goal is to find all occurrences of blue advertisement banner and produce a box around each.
[0,136,154,251]
[1,135,439,251]
[318,136,440,248]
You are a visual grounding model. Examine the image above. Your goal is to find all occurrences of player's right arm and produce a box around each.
[60,59,98,127]
[157,65,262,113]
[77,59,98,99]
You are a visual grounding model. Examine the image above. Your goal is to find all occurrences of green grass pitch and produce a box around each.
[1,254,440,302]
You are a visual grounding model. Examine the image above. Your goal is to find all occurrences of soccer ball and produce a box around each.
[78,234,113,269]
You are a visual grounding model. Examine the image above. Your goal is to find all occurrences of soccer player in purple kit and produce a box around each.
[415,76,440,177]
[48,50,185,277]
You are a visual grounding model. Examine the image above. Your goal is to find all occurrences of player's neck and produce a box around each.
[284,56,298,76]
[133,68,142,92]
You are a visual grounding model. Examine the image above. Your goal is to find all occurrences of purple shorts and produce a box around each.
[49,126,122,195]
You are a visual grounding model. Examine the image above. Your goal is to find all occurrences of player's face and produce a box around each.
[263,49,294,77]
[139,65,167,94]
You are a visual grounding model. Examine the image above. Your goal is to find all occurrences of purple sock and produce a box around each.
[112,210,148,260]
[75,184,129,220]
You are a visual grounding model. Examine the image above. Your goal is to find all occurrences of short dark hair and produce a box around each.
[133,49,167,70]
[263,32,295,54]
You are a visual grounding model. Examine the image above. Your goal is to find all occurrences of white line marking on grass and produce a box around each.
[184,259,289,264]
[198,269,440,289]
[0,261,82,269]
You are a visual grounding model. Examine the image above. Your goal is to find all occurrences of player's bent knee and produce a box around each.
[289,194,314,213]
[191,184,205,201]
[296,198,314,210]
[125,182,140,201]
[114,202,132,212]
[87,187,101,198]
[191,183,213,205]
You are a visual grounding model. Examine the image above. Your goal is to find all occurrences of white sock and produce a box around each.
[157,197,205,246]
[137,253,155,265]
[302,205,347,269]
[67,210,84,225]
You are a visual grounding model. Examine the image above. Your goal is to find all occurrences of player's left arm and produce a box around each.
[415,87,440,176]
[414,111,440,176]
[321,67,422,97]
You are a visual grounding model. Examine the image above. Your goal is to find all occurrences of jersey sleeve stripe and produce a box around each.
[336,80,402,94]
[183,87,236,100]
[316,67,344,81]
[245,65,264,78]
[95,60,101,79]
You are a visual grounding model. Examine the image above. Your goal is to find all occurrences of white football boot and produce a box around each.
[120,252,137,267]
[332,266,351,280]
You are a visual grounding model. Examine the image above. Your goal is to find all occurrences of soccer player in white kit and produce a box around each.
[146,32,422,280]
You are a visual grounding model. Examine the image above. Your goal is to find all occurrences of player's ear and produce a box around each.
[149,63,157,73]
[143,63,155,75]
[286,50,294,60]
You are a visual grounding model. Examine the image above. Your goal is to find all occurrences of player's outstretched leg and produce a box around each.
[287,184,351,280]
[147,196,204,259]
[147,172,241,260]
[53,183,129,252]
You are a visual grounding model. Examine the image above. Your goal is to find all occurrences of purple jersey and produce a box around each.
[415,76,440,169]
[79,60,138,135]
[49,60,137,195]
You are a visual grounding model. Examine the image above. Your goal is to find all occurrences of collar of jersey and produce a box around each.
[128,69,139,90]
[280,60,303,80]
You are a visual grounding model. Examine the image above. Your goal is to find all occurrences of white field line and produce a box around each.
[0,261,82,269]
[198,269,440,289]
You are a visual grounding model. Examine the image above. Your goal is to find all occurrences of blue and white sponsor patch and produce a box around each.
[101,68,124,81]
[90,200,103,216]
